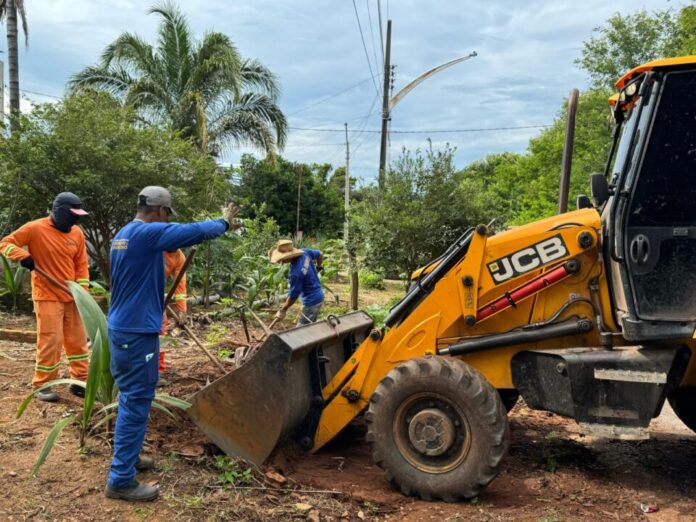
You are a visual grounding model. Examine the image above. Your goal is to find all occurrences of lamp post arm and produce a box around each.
[389,51,477,111]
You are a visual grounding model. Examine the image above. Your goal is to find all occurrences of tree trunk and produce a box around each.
[7,0,20,132]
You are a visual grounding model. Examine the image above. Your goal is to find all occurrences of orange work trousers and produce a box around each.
[33,300,89,388]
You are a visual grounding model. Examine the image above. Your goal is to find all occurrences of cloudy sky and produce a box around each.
[14,0,674,184]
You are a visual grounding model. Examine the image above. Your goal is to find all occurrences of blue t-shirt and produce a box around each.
[108,219,228,334]
[288,249,324,307]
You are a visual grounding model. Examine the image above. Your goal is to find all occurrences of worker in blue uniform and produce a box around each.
[270,239,324,325]
[105,186,240,502]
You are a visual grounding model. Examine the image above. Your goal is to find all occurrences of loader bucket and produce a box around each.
[188,311,373,465]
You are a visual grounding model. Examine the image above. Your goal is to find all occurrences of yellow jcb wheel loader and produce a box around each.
[189,56,696,501]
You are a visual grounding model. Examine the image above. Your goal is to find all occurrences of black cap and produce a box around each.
[52,192,88,216]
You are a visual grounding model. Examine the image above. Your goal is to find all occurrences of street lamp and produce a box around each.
[377,21,477,190]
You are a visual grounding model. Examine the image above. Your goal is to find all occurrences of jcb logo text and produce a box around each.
[487,235,568,284]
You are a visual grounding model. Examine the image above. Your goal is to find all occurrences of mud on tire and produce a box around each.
[365,356,509,501]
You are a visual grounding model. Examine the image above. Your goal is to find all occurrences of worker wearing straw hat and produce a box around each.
[270,239,324,325]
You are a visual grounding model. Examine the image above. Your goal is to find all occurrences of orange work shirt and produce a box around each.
[0,217,89,302]
[164,249,187,313]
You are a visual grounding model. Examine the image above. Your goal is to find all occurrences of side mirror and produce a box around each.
[590,173,610,208]
[576,194,592,209]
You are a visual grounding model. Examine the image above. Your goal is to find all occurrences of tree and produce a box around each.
[0,92,227,281]
[576,8,682,89]
[0,0,28,132]
[354,144,489,280]
[460,90,614,226]
[68,1,286,156]
[234,154,344,237]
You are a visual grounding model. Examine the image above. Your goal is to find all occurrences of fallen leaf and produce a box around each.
[176,444,205,458]
[265,470,287,486]
[358,510,365,520]
[295,503,313,513]
[308,509,321,522]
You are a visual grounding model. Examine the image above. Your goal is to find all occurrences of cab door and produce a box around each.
[621,70,696,325]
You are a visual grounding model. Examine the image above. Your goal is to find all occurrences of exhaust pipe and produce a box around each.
[558,88,579,214]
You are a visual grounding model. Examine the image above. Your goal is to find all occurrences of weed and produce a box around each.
[206,324,228,344]
[215,455,253,486]
[537,509,564,522]
[159,452,179,475]
[184,495,204,509]
[134,506,154,521]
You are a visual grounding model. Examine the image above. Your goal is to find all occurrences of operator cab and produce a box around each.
[602,57,696,341]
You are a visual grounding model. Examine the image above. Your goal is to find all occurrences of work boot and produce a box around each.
[35,387,59,402]
[135,455,155,471]
[69,384,85,398]
[105,480,159,502]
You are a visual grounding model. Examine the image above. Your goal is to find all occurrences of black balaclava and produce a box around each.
[50,192,85,233]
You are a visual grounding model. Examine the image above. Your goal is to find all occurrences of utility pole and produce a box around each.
[344,123,358,310]
[378,19,392,191]
[0,58,4,121]
[295,164,302,237]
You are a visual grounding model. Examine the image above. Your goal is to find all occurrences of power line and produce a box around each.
[287,75,377,116]
[365,0,382,78]
[352,0,381,98]
[289,124,554,134]
[377,0,385,65]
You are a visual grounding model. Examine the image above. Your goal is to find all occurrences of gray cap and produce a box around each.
[138,186,176,215]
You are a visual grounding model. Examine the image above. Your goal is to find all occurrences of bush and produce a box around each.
[359,269,384,290]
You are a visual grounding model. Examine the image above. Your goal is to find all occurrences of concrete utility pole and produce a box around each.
[377,19,392,191]
[378,31,478,191]
[344,123,359,310]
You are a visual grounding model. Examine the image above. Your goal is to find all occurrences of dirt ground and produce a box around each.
[2,306,696,522]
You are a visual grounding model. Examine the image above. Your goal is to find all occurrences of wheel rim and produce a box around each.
[393,392,471,473]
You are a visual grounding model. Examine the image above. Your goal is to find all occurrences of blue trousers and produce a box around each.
[107,330,159,489]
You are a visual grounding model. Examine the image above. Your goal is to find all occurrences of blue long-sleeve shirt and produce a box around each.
[288,248,324,307]
[108,219,228,334]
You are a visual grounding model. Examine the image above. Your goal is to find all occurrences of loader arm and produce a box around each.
[313,210,608,450]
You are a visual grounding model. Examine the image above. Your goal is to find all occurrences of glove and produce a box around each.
[316,265,324,273]
[222,203,242,230]
[274,308,287,321]
[20,256,35,271]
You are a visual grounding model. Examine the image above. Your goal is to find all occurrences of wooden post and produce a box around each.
[344,123,359,310]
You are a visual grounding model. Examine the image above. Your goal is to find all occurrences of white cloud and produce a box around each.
[7,0,674,181]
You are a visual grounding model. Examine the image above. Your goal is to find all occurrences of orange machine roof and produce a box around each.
[615,55,696,88]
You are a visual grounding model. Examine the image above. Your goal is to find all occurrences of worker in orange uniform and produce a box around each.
[0,192,91,402]
[158,249,187,386]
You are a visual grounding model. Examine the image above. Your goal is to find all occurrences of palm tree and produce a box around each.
[69,1,286,156]
[0,0,29,132]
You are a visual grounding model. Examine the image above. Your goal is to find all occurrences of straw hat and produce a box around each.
[268,239,303,263]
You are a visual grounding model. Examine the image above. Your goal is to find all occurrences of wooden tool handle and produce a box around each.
[34,266,72,296]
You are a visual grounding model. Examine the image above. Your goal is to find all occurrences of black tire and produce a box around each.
[668,386,696,433]
[365,356,509,501]
[498,389,520,413]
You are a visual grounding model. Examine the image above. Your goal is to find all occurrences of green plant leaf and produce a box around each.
[89,411,117,434]
[32,415,76,476]
[16,378,86,419]
[154,394,192,411]
[67,282,116,404]
[81,328,103,430]
[151,401,177,419]
[95,402,119,417]
[1,255,15,293]
[13,265,27,294]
